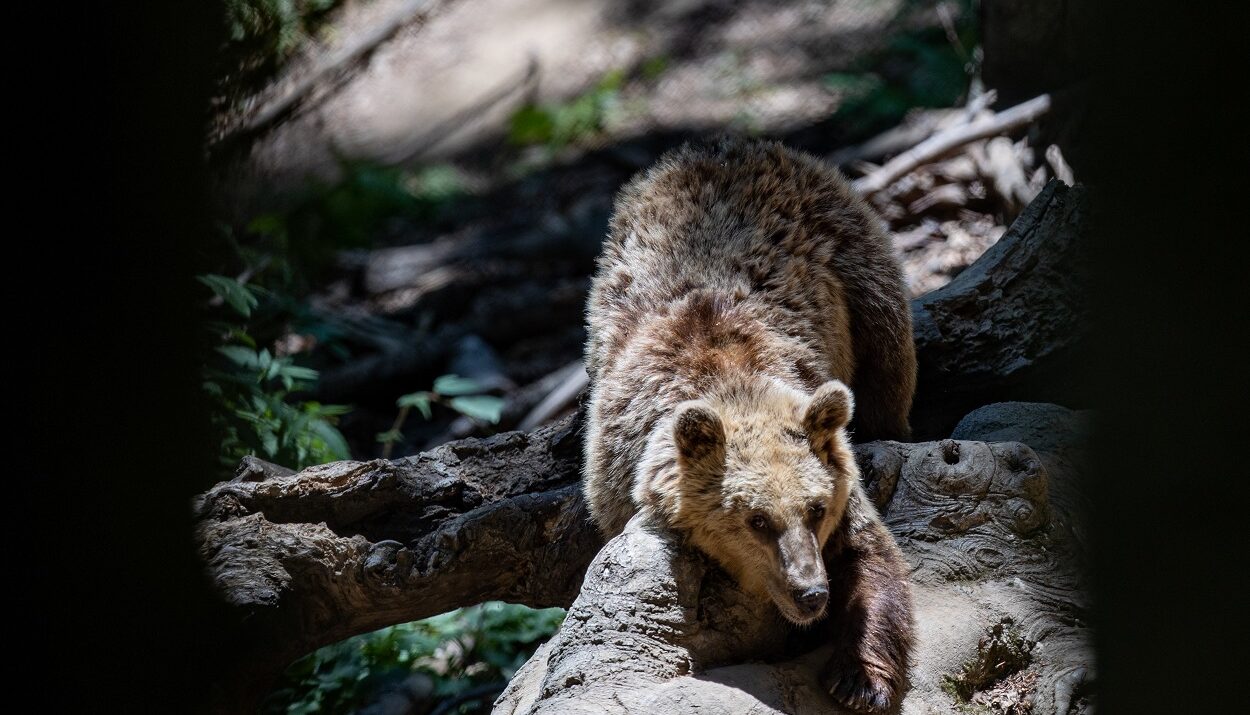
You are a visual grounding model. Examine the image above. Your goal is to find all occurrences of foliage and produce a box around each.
[640,55,670,81]
[201,162,470,475]
[508,71,625,151]
[200,272,352,473]
[218,0,345,98]
[265,602,566,714]
[825,3,979,137]
[377,375,505,456]
[243,163,469,292]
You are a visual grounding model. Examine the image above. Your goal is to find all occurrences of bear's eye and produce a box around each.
[748,514,770,532]
[808,503,827,520]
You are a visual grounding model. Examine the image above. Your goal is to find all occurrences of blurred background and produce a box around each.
[192,1,1092,712]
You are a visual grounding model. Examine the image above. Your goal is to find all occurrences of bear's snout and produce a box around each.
[791,585,829,617]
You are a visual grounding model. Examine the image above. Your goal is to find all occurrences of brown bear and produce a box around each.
[582,138,915,712]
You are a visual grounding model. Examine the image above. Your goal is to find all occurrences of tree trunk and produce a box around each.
[910,179,1090,438]
[193,182,1092,711]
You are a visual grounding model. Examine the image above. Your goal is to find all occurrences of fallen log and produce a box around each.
[197,402,1092,712]
[196,416,598,711]
[496,402,1093,714]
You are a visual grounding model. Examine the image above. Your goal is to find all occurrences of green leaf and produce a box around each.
[281,364,320,382]
[641,55,669,80]
[508,105,555,146]
[216,345,260,369]
[315,403,353,417]
[396,391,433,420]
[376,429,404,444]
[246,212,286,237]
[261,431,279,457]
[309,420,351,461]
[448,395,504,423]
[432,374,485,396]
[198,273,259,317]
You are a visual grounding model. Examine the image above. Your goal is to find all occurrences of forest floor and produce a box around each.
[209,0,1072,463]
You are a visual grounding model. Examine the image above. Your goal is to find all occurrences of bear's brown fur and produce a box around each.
[583,138,915,712]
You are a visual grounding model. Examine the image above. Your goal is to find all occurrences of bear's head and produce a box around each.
[635,377,858,625]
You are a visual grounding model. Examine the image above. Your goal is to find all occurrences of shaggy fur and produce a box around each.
[583,138,915,712]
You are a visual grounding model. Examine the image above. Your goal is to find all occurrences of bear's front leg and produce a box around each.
[819,512,913,713]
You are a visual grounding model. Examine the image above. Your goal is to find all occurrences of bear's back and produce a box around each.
[586,138,891,388]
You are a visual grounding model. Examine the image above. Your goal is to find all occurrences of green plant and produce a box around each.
[508,71,625,151]
[200,272,352,473]
[242,163,470,292]
[640,55,670,81]
[377,375,505,457]
[265,602,565,714]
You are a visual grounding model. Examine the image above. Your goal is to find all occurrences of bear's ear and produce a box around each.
[672,400,726,474]
[803,380,854,465]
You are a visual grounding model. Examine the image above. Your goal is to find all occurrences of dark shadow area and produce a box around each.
[1082,1,1244,712]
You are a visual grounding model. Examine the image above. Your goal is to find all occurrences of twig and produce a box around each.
[852,94,1051,197]
[827,111,956,167]
[517,362,588,432]
[908,184,968,215]
[937,3,970,65]
[215,0,442,150]
[1045,144,1075,186]
[827,90,995,168]
[892,220,941,252]
[379,405,410,460]
[974,137,1038,219]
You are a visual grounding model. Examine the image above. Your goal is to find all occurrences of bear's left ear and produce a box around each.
[803,380,854,464]
[673,400,726,475]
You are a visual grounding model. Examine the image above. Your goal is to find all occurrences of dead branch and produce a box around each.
[974,136,1038,219]
[517,362,588,431]
[1046,144,1075,185]
[195,415,598,711]
[853,94,1052,196]
[827,90,997,167]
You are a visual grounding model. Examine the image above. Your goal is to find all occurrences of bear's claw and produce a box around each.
[824,664,895,713]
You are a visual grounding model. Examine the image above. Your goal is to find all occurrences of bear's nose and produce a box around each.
[792,586,829,614]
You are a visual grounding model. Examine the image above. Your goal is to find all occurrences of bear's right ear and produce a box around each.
[803,380,854,465]
[672,400,726,474]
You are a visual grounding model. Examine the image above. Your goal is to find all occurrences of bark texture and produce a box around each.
[194,417,600,710]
